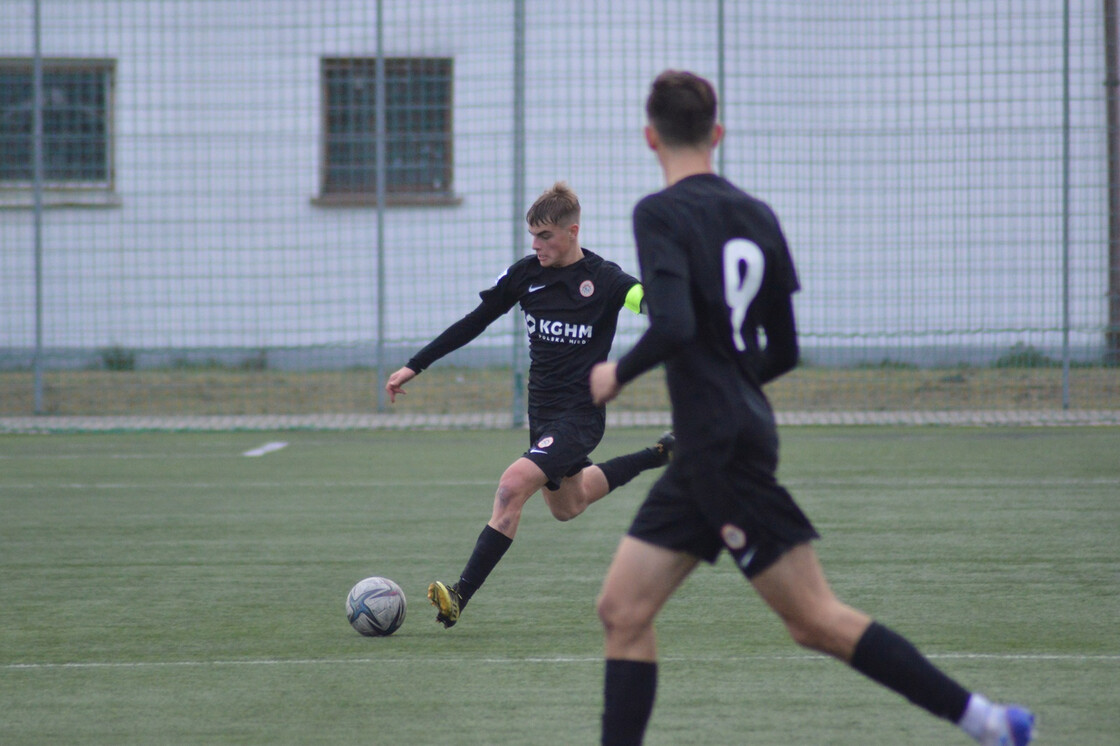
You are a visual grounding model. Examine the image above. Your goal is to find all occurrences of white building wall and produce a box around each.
[0,0,1109,365]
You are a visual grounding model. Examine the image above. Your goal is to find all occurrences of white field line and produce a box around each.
[5,652,1119,672]
[0,453,242,459]
[241,441,289,457]
[0,479,498,490]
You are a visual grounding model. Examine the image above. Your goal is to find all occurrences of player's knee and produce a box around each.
[784,618,823,650]
[597,591,645,637]
[783,613,845,655]
[541,482,591,522]
[548,505,576,521]
[596,592,621,632]
[492,480,529,519]
[546,497,584,522]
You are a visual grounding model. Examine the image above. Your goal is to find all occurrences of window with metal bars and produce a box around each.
[320,57,456,205]
[0,59,113,187]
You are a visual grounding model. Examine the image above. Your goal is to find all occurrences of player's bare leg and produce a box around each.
[488,458,549,536]
[598,536,698,660]
[544,432,674,522]
[428,458,545,628]
[752,543,1034,744]
[748,542,870,660]
[598,536,697,744]
[540,466,609,521]
[429,433,675,630]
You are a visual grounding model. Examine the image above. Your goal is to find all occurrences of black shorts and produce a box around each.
[524,410,606,491]
[627,449,819,579]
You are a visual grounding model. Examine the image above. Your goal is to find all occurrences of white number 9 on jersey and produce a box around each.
[722,238,765,352]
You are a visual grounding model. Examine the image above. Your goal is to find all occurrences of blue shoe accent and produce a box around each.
[1005,706,1035,746]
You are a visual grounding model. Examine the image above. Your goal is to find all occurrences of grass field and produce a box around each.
[1,426,1118,744]
[2,363,1118,416]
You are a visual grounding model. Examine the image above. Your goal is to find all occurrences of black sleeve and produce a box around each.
[406,295,509,373]
[616,324,686,385]
[751,293,799,384]
[616,201,696,385]
[611,265,643,312]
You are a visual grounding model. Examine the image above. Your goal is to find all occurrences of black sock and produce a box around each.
[598,446,664,491]
[849,621,971,722]
[602,659,657,746]
[456,524,512,607]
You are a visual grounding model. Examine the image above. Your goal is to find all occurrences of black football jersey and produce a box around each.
[491,250,640,417]
[408,249,640,419]
[616,174,799,452]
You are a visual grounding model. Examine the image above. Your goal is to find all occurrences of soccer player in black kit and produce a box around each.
[589,71,1034,746]
[385,182,672,629]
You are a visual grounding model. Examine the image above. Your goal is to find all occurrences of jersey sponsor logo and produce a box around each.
[537,436,554,449]
[528,284,547,293]
[523,312,593,345]
[579,280,594,297]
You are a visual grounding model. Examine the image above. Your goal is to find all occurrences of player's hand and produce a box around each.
[589,362,621,406]
[384,366,417,404]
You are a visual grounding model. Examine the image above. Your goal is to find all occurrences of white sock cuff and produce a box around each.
[958,694,993,741]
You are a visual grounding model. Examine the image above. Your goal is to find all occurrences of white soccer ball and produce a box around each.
[346,576,407,636]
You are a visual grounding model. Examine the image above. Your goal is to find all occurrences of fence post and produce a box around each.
[1105,0,1120,366]
[375,0,388,411]
[510,0,526,428]
[717,0,726,177]
[32,0,45,414]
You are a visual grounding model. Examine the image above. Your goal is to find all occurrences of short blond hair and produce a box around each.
[526,181,580,227]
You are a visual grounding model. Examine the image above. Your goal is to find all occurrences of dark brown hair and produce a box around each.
[645,70,718,147]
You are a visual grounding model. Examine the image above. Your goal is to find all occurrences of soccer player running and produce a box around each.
[385,182,672,629]
[589,70,1035,746]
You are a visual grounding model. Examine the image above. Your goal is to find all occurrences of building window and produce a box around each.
[0,59,114,190]
[319,57,458,206]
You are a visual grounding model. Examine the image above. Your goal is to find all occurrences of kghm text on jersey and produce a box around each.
[524,313,592,344]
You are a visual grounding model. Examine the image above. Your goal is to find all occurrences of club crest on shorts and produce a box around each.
[720,523,747,550]
[537,436,554,449]
[580,280,594,297]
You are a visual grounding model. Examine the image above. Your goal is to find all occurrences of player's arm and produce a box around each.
[384,293,508,403]
[616,206,694,384]
[602,259,644,315]
[749,207,801,385]
[384,365,417,403]
[591,298,687,404]
[751,293,799,384]
[623,282,646,314]
[591,207,693,405]
[405,299,506,373]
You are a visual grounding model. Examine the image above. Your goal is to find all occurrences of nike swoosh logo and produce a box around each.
[738,547,758,570]
[529,448,548,454]
[528,284,547,293]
